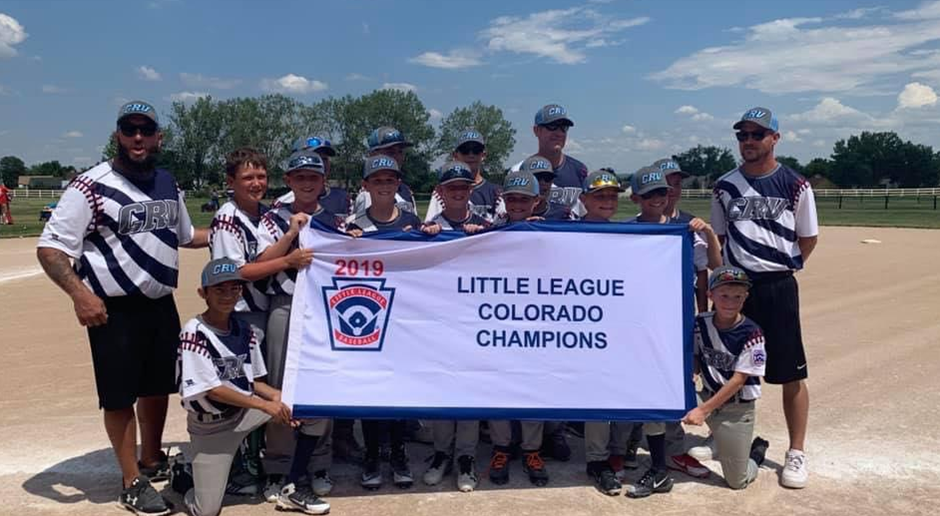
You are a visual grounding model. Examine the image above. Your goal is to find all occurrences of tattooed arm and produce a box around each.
[36,247,108,327]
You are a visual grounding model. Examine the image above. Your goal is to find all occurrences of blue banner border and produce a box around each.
[301,220,697,422]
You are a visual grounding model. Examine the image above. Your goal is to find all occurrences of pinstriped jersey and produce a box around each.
[346,209,422,233]
[711,165,818,276]
[37,162,194,299]
[209,201,270,312]
[694,313,765,401]
[177,316,266,416]
[430,211,490,231]
[274,186,352,217]
[353,184,417,217]
[257,204,344,296]
[424,179,506,224]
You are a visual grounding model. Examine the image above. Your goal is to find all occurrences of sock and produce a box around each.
[750,436,769,467]
[287,433,319,485]
[647,433,666,472]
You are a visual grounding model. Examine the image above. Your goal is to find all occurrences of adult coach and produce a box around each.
[711,107,818,489]
[37,101,208,514]
[352,126,418,216]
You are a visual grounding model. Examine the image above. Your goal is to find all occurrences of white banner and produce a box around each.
[282,222,695,421]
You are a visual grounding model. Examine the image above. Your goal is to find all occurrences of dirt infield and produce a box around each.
[1,227,938,516]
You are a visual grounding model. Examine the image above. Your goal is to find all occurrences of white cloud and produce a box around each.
[63,130,83,138]
[675,105,714,121]
[812,139,827,147]
[180,72,241,89]
[675,105,699,115]
[428,108,443,121]
[345,73,370,81]
[651,5,940,94]
[784,130,803,142]
[621,125,637,134]
[41,84,66,94]
[167,91,208,103]
[797,128,813,135]
[836,7,884,20]
[691,112,714,121]
[409,50,483,69]
[481,7,649,64]
[380,82,417,93]
[636,138,666,151]
[0,13,28,59]
[136,65,161,81]
[789,97,869,123]
[260,74,328,94]
[897,82,938,108]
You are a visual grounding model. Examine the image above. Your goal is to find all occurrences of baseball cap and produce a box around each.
[117,100,159,127]
[583,170,624,193]
[368,126,413,151]
[455,129,486,150]
[534,104,574,127]
[708,266,752,291]
[503,171,539,197]
[733,107,779,132]
[520,155,555,177]
[286,149,325,175]
[292,135,336,157]
[363,154,401,179]
[630,166,671,196]
[201,258,245,288]
[439,160,474,185]
[653,158,689,179]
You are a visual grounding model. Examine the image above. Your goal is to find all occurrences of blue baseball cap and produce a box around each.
[733,107,778,132]
[363,154,401,179]
[201,258,245,288]
[534,104,574,127]
[286,150,326,175]
[630,166,671,196]
[368,126,413,151]
[117,100,159,127]
[503,171,539,197]
[439,160,474,185]
[292,135,336,157]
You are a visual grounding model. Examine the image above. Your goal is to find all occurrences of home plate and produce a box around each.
[861,239,882,244]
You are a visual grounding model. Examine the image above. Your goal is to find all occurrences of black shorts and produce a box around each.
[88,294,181,410]
[742,273,807,384]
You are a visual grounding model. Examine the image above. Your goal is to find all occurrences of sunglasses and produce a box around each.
[735,130,771,142]
[456,144,485,155]
[541,123,569,133]
[639,188,669,200]
[119,123,158,137]
[534,172,556,183]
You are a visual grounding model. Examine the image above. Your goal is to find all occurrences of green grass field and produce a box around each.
[2,194,939,239]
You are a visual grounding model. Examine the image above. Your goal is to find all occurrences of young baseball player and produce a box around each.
[519,155,575,221]
[275,136,351,218]
[178,258,329,516]
[352,127,419,217]
[255,150,340,502]
[683,266,770,489]
[425,129,505,224]
[495,170,541,225]
[424,161,490,234]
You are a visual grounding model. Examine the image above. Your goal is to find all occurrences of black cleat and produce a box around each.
[625,468,674,499]
[587,461,622,496]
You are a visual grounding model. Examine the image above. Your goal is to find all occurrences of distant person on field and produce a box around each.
[0,183,12,224]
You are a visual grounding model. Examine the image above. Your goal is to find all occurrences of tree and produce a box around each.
[829,131,939,187]
[671,145,737,186]
[435,101,516,176]
[804,158,832,180]
[165,96,223,189]
[28,160,75,178]
[0,156,26,187]
[776,155,803,173]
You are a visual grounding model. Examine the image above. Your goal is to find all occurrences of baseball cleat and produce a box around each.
[625,468,674,498]
[668,453,710,478]
[119,476,170,515]
[522,451,549,486]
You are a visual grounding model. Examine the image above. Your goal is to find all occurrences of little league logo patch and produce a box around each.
[322,278,395,351]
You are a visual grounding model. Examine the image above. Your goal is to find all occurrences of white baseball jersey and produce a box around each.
[209,201,270,312]
[694,313,765,401]
[353,184,417,217]
[37,162,194,299]
[257,204,344,296]
[711,165,818,276]
[424,179,506,224]
[177,316,266,416]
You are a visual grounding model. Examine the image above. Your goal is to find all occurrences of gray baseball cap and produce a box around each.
[503,171,539,197]
[630,166,671,196]
[201,258,245,288]
[583,169,624,193]
[368,126,413,151]
[439,160,474,185]
[117,100,159,127]
[286,149,326,175]
[455,129,486,150]
[653,158,690,179]
[363,154,401,179]
[708,265,752,291]
[534,104,574,127]
[520,155,555,177]
[733,106,779,132]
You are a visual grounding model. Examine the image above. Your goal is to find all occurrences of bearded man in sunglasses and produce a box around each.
[37,101,209,515]
[710,107,818,490]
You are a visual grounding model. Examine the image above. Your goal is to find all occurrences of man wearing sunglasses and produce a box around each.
[530,104,588,216]
[424,129,505,224]
[352,126,419,217]
[711,107,818,490]
[275,136,351,218]
[37,100,209,515]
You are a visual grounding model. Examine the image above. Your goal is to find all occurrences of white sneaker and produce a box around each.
[311,470,333,496]
[688,435,717,462]
[781,449,808,489]
[263,475,283,503]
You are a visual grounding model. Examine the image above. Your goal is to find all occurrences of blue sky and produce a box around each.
[2,0,940,175]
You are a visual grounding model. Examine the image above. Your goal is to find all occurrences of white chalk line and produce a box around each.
[0,266,43,284]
